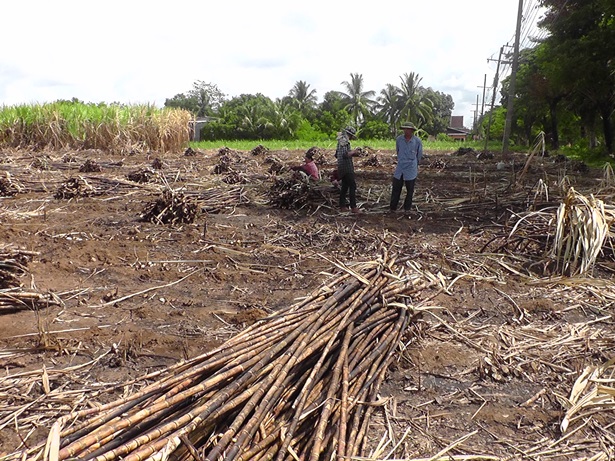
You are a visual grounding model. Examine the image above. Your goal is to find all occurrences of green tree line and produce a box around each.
[479,0,614,156]
[164,74,454,142]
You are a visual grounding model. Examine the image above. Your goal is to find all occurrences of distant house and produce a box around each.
[446,116,471,141]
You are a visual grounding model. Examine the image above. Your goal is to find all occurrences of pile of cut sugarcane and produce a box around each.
[35,253,426,461]
[1,245,61,312]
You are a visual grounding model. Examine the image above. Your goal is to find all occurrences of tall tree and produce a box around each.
[375,84,403,135]
[422,88,454,135]
[287,80,318,116]
[398,73,434,128]
[538,0,615,153]
[340,73,376,127]
[164,81,225,118]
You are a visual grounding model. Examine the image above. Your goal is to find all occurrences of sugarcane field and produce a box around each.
[1,142,615,461]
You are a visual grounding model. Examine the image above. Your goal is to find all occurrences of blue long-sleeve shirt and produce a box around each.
[394,134,423,180]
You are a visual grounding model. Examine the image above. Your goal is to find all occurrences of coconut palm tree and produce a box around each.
[288,80,318,116]
[270,99,302,139]
[340,73,376,127]
[376,84,403,136]
[399,72,434,128]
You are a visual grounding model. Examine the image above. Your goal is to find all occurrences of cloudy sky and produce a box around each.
[1,0,545,129]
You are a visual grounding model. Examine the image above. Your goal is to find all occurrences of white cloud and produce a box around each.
[1,0,543,129]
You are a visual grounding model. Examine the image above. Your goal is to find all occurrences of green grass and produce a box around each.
[192,139,506,153]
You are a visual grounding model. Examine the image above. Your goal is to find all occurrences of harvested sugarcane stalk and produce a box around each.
[27,252,428,461]
[0,289,61,312]
[141,187,198,225]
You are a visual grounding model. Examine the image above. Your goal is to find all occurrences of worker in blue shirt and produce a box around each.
[390,122,423,213]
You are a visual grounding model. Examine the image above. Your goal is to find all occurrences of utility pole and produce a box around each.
[473,95,480,130]
[480,74,487,119]
[483,46,504,153]
[502,0,523,154]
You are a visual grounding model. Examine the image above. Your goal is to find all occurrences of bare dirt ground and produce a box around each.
[0,144,613,459]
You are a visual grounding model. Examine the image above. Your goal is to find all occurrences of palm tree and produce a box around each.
[398,72,434,128]
[376,84,403,136]
[238,98,274,139]
[288,80,318,116]
[340,73,376,127]
[270,99,302,139]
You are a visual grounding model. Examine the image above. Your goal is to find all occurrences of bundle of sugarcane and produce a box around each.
[268,176,327,209]
[127,168,158,184]
[222,170,247,185]
[54,176,97,199]
[0,288,61,312]
[250,144,269,156]
[0,246,61,311]
[0,246,38,289]
[183,186,248,213]
[213,154,235,174]
[35,254,426,461]
[29,155,52,171]
[141,188,198,225]
[152,158,166,170]
[263,155,288,175]
[0,171,24,196]
[79,159,102,173]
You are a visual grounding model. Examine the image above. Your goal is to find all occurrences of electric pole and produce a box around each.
[473,95,480,130]
[480,74,487,119]
[502,0,523,154]
[483,46,504,153]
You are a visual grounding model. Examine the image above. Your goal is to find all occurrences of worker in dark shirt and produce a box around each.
[335,126,362,213]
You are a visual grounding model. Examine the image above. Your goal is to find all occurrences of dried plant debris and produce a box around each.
[127,168,158,183]
[54,177,97,199]
[78,159,102,173]
[427,158,447,170]
[0,246,37,289]
[184,147,197,156]
[360,154,380,167]
[29,155,52,170]
[218,146,240,157]
[264,155,288,175]
[454,147,477,156]
[560,357,615,433]
[151,157,164,170]
[0,246,61,312]
[476,151,495,160]
[213,154,234,174]
[222,170,248,184]
[490,188,615,276]
[0,172,24,196]
[61,153,78,163]
[268,176,325,209]
[250,144,269,156]
[141,188,198,224]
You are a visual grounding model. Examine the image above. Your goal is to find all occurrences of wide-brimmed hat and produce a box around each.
[344,126,357,138]
[400,122,417,130]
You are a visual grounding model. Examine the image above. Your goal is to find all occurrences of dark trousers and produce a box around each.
[339,172,357,208]
[390,175,416,211]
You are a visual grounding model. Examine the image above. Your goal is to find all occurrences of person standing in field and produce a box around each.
[390,122,423,214]
[335,126,362,213]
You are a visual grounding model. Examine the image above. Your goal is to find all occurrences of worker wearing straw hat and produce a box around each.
[390,122,423,214]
